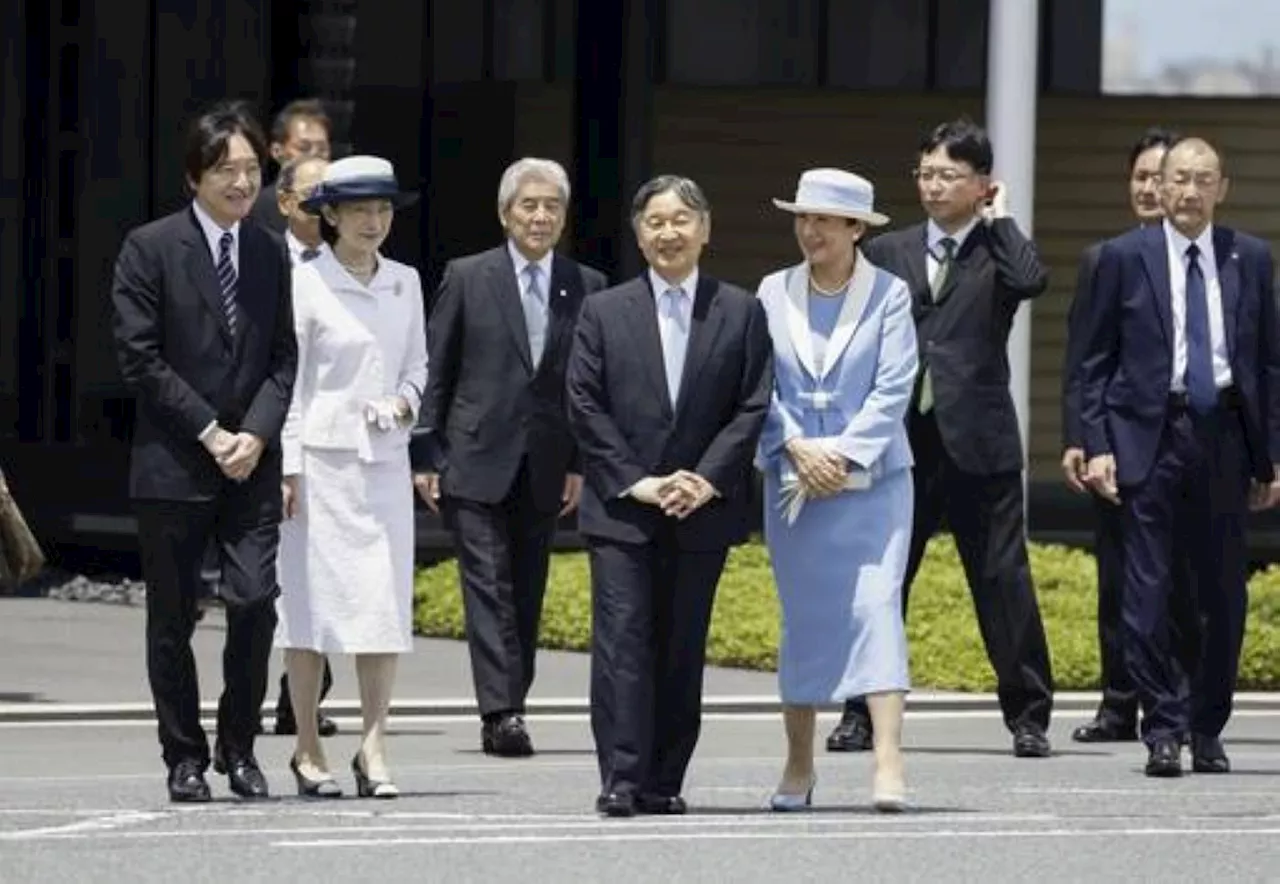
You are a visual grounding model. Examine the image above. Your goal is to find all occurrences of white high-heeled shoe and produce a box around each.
[769,775,816,811]
[872,767,907,812]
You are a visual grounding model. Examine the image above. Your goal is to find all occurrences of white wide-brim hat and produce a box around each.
[772,167,889,226]
[302,155,419,214]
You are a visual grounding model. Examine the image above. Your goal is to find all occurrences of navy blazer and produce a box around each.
[1078,223,1280,485]
[565,273,773,550]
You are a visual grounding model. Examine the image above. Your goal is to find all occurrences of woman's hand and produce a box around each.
[282,475,301,519]
[785,438,847,497]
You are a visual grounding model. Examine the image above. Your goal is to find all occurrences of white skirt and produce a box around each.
[275,447,415,654]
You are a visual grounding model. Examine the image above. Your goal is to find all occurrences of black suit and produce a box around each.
[566,272,772,800]
[1079,224,1280,745]
[415,245,607,719]
[249,182,286,234]
[111,206,296,771]
[844,218,1055,734]
[1062,235,1198,732]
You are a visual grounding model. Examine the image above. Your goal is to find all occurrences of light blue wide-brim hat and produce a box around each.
[772,167,890,226]
[301,155,420,214]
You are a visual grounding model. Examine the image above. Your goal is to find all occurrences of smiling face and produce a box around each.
[189,132,261,228]
[794,213,864,271]
[634,188,711,285]
[323,199,395,256]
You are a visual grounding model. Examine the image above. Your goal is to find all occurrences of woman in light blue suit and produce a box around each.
[756,168,917,812]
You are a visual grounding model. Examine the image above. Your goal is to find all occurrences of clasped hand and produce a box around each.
[203,428,264,482]
[785,438,848,498]
[630,470,715,520]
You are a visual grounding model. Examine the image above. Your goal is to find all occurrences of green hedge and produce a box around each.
[414,535,1280,691]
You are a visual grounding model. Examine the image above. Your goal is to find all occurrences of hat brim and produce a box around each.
[301,190,420,215]
[771,198,889,227]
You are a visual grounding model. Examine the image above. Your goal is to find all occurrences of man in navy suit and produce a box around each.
[567,175,772,817]
[1079,136,1280,777]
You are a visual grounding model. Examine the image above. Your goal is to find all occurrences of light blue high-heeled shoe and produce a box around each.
[769,775,816,811]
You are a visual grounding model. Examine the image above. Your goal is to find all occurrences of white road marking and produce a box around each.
[0,810,168,840]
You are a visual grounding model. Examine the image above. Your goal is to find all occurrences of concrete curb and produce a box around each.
[7,692,1280,723]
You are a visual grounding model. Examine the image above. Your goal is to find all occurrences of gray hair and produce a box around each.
[497,157,571,213]
[630,175,711,223]
[277,155,327,195]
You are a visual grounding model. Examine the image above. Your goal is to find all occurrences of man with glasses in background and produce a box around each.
[826,117,1056,759]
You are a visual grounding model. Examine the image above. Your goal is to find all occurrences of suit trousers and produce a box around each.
[587,534,727,798]
[845,412,1054,732]
[135,483,281,770]
[444,460,557,719]
[1121,405,1249,746]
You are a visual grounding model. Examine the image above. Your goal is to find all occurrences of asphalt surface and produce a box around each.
[3,712,1280,882]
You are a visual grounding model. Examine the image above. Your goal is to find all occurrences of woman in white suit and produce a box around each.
[276,156,428,799]
[756,168,917,812]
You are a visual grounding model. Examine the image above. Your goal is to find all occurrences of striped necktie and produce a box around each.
[216,231,238,336]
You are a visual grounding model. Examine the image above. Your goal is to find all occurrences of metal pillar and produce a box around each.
[986,0,1039,479]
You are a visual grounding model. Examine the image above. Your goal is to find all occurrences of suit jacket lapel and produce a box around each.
[1214,226,1240,359]
[783,263,818,379]
[902,226,931,317]
[234,225,277,353]
[624,278,673,417]
[539,254,576,374]
[1140,225,1175,348]
[675,276,724,415]
[934,227,983,304]
[485,248,533,373]
[819,250,877,379]
[181,210,233,345]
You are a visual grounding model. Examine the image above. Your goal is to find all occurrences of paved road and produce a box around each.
[3,711,1280,882]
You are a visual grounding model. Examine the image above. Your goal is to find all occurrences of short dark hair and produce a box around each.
[630,175,712,222]
[1127,127,1180,174]
[183,100,267,186]
[271,98,331,145]
[919,117,993,175]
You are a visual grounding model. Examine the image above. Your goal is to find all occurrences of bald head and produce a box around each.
[1159,136,1229,239]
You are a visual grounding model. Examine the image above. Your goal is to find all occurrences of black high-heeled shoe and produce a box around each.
[290,756,343,798]
[351,752,399,799]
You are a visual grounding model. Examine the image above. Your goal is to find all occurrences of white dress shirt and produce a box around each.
[507,240,554,363]
[924,217,979,283]
[286,229,327,267]
[191,200,240,274]
[1164,219,1232,392]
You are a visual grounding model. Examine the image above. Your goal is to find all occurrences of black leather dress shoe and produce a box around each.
[826,717,873,752]
[1144,739,1183,777]
[482,714,535,757]
[636,794,688,815]
[1191,734,1230,773]
[274,714,339,738]
[1070,719,1138,743]
[597,792,635,817]
[1013,725,1051,758]
[167,760,212,803]
[220,753,270,798]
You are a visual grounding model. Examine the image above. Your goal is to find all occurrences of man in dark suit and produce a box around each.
[1081,136,1280,776]
[827,118,1055,758]
[1061,127,1193,744]
[566,175,772,817]
[111,101,297,802]
[413,158,607,756]
[249,98,331,234]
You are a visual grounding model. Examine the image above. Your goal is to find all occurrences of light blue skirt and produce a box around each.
[763,467,912,704]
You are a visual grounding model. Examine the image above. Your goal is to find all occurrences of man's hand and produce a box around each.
[785,438,847,497]
[560,473,583,517]
[658,470,716,520]
[628,476,667,506]
[1061,447,1088,494]
[979,180,1008,221]
[201,426,237,461]
[1250,468,1280,511]
[1085,454,1120,505]
[282,475,300,519]
[413,472,441,513]
[218,433,265,482]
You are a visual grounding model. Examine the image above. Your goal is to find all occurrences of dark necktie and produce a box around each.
[917,237,956,413]
[216,231,238,336]
[1184,243,1216,413]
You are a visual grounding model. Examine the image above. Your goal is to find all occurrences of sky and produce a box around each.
[1103,0,1280,76]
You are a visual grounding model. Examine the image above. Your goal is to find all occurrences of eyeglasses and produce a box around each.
[912,167,972,185]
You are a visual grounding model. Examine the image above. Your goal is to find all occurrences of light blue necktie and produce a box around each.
[523,263,547,367]
[660,287,689,408]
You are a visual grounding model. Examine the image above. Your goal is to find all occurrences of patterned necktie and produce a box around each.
[917,237,956,413]
[661,288,689,408]
[216,231,238,336]
[523,263,547,367]
[1184,243,1216,413]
